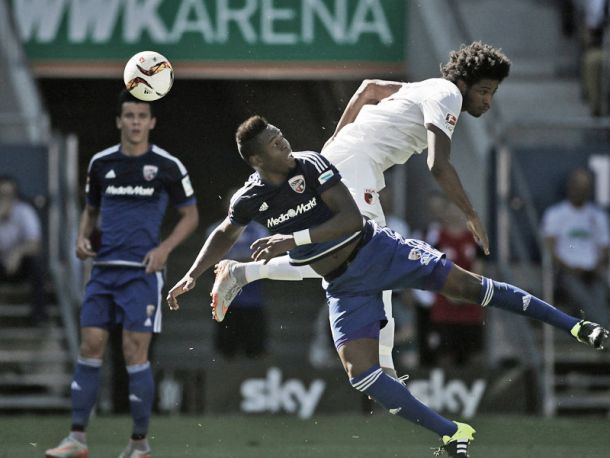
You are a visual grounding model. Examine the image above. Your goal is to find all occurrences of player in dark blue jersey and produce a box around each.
[166,115,608,457]
[46,91,199,458]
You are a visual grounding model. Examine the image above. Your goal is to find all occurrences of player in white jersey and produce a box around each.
[211,41,511,378]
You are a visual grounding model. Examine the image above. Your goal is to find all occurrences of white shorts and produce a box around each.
[324,144,386,225]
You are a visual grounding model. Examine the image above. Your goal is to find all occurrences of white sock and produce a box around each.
[379,290,396,372]
[243,256,320,282]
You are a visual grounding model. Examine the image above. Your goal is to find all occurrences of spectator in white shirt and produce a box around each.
[0,175,47,324]
[542,167,610,326]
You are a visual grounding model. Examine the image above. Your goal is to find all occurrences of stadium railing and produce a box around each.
[495,118,610,416]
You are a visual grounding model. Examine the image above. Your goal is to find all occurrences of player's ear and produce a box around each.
[115,116,121,129]
[456,79,468,94]
[248,153,263,168]
[149,116,157,130]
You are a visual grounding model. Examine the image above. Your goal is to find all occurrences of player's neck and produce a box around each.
[121,142,150,157]
[257,170,287,186]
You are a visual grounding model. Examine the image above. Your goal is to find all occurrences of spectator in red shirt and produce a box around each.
[427,199,484,367]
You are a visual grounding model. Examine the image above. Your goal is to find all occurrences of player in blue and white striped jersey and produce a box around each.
[46,90,199,458]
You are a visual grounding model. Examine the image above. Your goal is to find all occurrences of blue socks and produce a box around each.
[71,357,102,429]
[127,362,155,436]
[480,278,578,331]
[351,365,457,437]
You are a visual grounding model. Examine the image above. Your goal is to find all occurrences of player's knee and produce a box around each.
[79,339,105,359]
[122,334,151,365]
[79,330,107,358]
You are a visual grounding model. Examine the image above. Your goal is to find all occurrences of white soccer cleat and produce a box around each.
[211,259,243,322]
[117,441,151,458]
[45,436,89,458]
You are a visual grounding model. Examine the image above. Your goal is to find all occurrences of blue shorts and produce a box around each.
[325,221,452,348]
[81,266,164,333]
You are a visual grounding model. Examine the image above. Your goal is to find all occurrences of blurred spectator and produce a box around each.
[542,167,610,327]
[556,0,581,76]
[208,189,269,360]
[579,0,610,116]
[0,175,47,324]
[427,200,484,367]
[411,190,449,366]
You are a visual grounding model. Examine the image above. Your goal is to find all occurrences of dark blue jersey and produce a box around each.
[86,144,196,266]
[229,151,362,265]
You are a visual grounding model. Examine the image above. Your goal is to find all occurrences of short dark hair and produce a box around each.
[235,115,269,161]
[441,41,511,85]
[0,175,18,198]
[117,89,155,117]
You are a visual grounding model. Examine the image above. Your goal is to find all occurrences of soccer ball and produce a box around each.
[123,51,174,101]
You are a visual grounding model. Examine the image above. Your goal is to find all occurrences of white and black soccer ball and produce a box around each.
[123,51,174,101]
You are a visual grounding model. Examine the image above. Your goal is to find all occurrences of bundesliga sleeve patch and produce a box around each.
[445,113,457,132]
[318,170,335,185]
[182,175,194,197]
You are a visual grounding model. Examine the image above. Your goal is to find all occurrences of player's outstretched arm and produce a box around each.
[166,217,244,310]
[426,124,490,255]
[323,79,403,150]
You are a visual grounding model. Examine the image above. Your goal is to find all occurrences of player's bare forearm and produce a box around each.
[250,183,362,263]
[426,125,489,254]
[306,182,362,243]
[158,204,199,255]
[186,218,244,279]
[76,205,99,259]
[327,80,402,143]
[77,205,99,239]
[431,163,477,218]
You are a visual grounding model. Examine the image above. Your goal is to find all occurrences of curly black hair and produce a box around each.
[440,41,511,85]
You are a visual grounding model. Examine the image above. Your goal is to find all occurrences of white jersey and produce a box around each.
[323,78,462,223]
[542,201,610,270]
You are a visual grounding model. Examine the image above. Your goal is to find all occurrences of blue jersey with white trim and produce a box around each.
[86,144,196,266]
[229,151,361,265]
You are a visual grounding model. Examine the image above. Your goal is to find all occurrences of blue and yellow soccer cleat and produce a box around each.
[571,320,609,350]
[434,422,476,457]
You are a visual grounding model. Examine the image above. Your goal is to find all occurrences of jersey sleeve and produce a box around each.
[420,86,462,140]
[17,204,41,242]
[541,206,561,238]
[165,158,197,207]
[85,157,102,208]
[298,151,342,194]
[228,190,252,226]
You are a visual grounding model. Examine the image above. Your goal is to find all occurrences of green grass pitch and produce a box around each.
[1,413,608,457]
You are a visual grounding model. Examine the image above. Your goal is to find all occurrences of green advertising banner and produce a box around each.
[12,0,407,79]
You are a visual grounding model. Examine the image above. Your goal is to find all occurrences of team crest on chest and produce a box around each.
[288,175,306,193]
[143,165,158,181]
[364,189,375,204]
